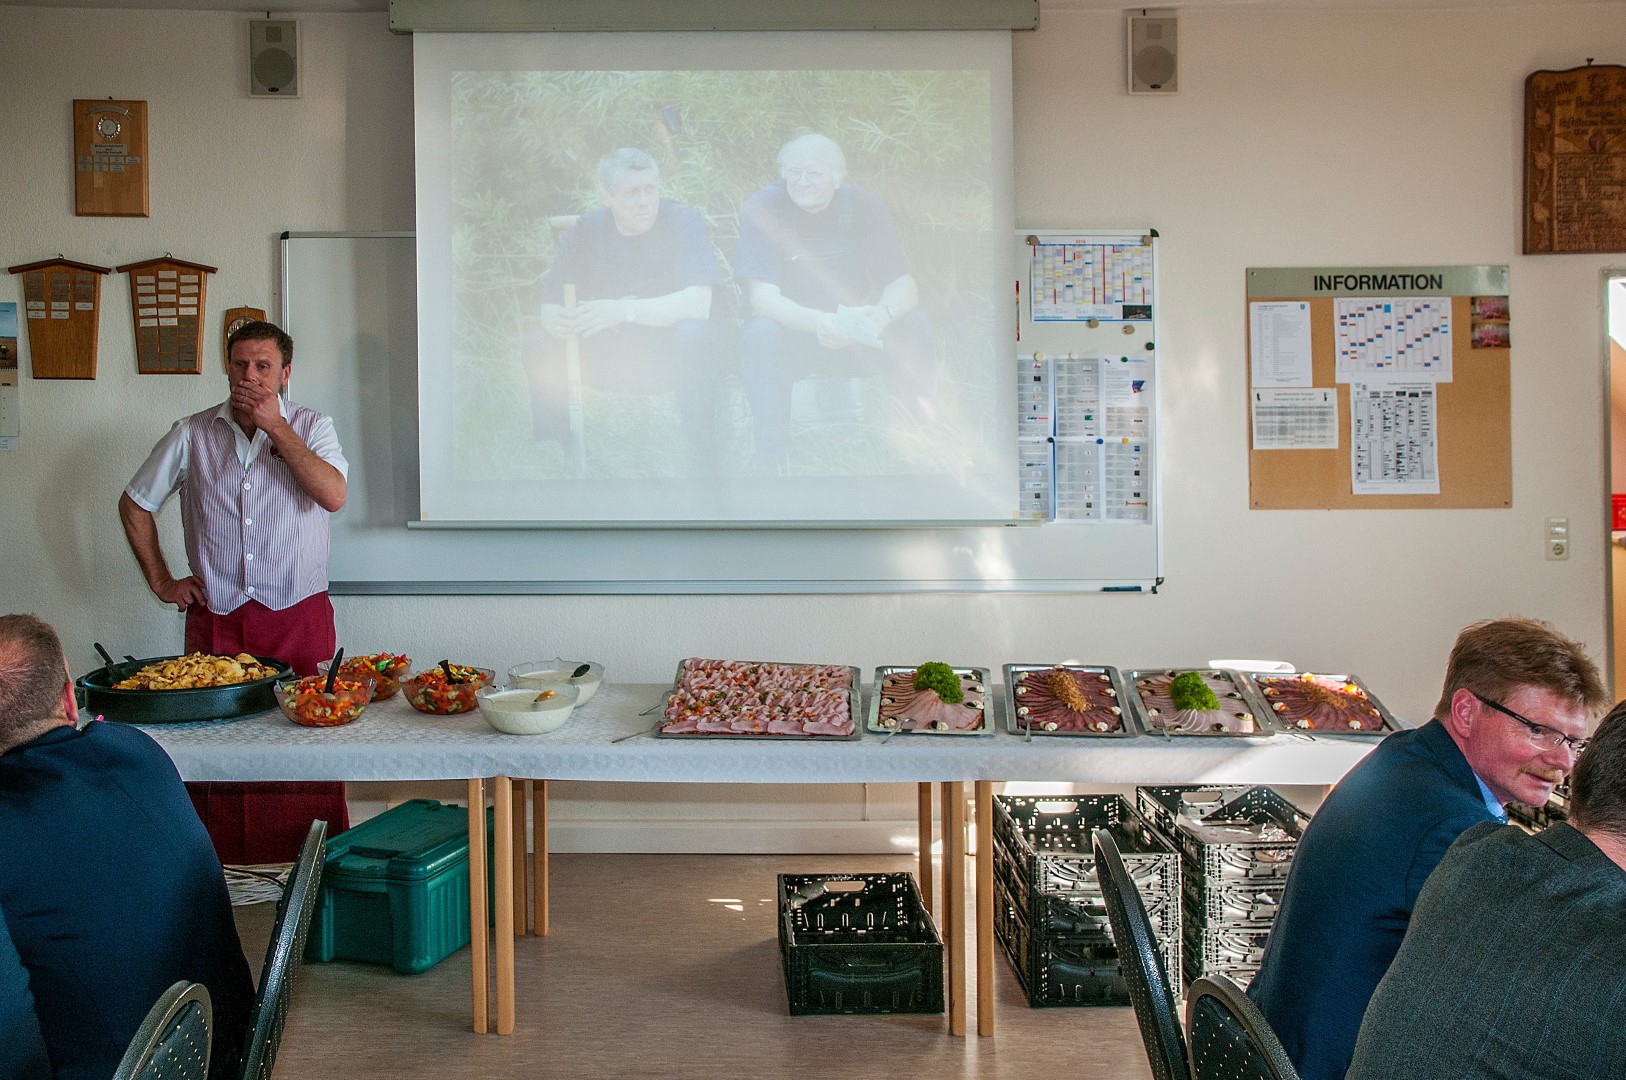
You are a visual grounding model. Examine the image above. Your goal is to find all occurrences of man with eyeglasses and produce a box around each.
[733,132,933,471]
[1249,617,1607,1080]
[1348,700,1626,1079]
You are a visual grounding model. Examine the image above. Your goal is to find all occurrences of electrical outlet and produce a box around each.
[1546,516,1569,560]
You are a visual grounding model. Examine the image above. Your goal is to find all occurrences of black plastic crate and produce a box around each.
[1184,923,1272,978]
[994,850,1180,941]
[993,873,1131,1006]
[1137,785,1258,847]
[1181,878,1285,929]
[1184,955,1261,990]
[778,873,944,1015]
[993,795,1183,904]
[1165,788,1308,885]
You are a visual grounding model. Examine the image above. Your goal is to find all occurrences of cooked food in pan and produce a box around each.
[113,652,279,691]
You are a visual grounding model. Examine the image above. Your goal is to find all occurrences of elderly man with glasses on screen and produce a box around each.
[1248,616,1608,1080]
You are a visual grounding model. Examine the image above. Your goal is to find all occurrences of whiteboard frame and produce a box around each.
[281,230,1163,595]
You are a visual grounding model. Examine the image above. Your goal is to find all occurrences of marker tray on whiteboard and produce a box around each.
[656,658,862,740]
[1002,664,1139,737]
[1245,672,1401,735]
[1121,669,1272,738]
[868,666,993,735]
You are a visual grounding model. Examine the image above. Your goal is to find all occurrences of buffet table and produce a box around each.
[135,682,1387,1038]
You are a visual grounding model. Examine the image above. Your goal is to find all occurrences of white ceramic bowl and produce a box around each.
[476,684,580,735]
[507,660,603,705]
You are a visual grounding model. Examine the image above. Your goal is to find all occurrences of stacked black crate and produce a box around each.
[1137,785,1310,988]
[991,794,1181,1006]
[1507,779,1569,834]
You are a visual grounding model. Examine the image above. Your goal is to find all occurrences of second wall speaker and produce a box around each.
[249,19,300,97]
[1127,10,1178,95]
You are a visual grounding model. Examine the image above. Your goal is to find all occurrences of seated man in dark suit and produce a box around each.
[0,613,254,1080]
[1248,616,1608,1080]
[1348,701,1626,1080]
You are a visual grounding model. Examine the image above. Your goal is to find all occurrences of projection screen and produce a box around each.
[414,31,1015,524]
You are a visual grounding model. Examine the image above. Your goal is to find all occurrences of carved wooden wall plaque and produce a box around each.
[1525,64,1626,254]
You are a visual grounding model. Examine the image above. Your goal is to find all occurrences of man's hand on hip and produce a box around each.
[154,575,207,611]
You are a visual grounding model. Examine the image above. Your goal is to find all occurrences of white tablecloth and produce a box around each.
[131,682,1381,786]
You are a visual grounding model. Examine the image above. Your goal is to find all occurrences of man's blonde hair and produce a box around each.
[1433,616,1607,720]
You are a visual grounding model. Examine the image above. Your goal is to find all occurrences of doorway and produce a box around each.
[1607,273,1626,696]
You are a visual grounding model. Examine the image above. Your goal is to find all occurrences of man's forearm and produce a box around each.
[264,424,347,512]
[626,285,711,328]
[118,494,177,593]
[748,282,825,334]
[877,275,919,321]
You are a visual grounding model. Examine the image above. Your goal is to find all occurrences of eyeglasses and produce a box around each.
[783,168,829,183]
[1471,692,1590,755]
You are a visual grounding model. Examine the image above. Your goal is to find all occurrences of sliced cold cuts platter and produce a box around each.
[1121,668,1273,738]
[1244,672,1401,735]
[1002,664,1141,737]
[657,658,862,740]
[868,664,994,736]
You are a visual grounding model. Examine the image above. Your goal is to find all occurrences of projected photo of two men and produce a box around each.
[433,59,1009,522]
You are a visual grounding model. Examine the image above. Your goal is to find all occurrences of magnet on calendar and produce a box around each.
[1122,325,1135,335]
[1087,318,1099,328]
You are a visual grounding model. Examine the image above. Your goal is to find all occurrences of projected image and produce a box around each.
[445,69,999,486]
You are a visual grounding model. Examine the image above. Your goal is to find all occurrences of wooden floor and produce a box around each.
[237,852,1153,1080]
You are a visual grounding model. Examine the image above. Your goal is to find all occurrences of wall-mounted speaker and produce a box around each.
[249,19,300,97]
[1127,10,1178,95]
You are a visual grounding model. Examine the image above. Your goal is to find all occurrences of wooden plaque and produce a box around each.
[1524,65,1626,254]
[74,99,150,217]
[116,257,217,374]
[6,258,110,379]
[221,306,268,371]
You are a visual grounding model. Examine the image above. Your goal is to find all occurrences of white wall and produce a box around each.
[2,4,1621,849]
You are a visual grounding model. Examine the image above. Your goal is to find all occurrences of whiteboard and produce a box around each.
[280,231,1162,594]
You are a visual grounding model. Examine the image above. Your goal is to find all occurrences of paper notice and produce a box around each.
[1252,387,1338,450]
[1350,382,1439,494]
[1250,301,1314,387]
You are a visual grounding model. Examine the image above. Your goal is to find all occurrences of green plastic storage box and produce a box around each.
[306,798,493,974]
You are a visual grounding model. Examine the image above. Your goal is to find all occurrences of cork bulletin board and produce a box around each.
[1525,64,1626,255]
[1246,265,1511,510]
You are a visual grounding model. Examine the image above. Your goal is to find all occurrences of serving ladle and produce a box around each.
[324,647,345,694]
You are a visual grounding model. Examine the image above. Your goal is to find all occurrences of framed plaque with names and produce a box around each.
[5,257,111,379]
[73,99,150,217]
[1524,64,1626,254]
[221,306,267,371]
[116,256,217,374]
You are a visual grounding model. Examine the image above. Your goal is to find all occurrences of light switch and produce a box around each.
[1546,516,1569,561]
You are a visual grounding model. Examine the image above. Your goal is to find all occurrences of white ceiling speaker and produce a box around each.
[1127,9,1178,95]
[249,19,300,97]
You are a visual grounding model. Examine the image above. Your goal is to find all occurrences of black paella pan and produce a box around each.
[77,652,293,724]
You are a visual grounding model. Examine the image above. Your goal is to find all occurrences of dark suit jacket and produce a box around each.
[0,904,49,1080]
[1248,718,1495,1080]
[0,721,254,1080]
[1349,821,1626,1080]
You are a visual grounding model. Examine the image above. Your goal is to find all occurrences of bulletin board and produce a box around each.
[1246,265,1510,510]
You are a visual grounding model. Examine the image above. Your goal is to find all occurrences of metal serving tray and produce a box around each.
[1001,665,1140,738]
[1120,668,1273,738]
[868,666,994,736]
[656,659,863,741]
[1244,671,1402,735]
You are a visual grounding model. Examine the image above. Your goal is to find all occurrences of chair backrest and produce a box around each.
[239,819,327,1080]
[113,981,213,1080]
[1186,973,1302,1080]
[1091,828,1189,1080]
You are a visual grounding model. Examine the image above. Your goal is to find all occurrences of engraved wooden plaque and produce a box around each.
[116,256,217,374]
[73,99,150,217]
[1524,65,1626,254]
[5,258,111,379]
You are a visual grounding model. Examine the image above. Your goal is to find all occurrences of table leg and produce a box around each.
[917,782,934,914]
[534,779,549,936]
[512,781,528,935]
[975,780,994,1037]
[466,779,489,1035]
[493,777,516,1034]
[945,780,967,1037]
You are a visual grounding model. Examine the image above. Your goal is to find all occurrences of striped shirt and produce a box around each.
[125,399,347,615]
